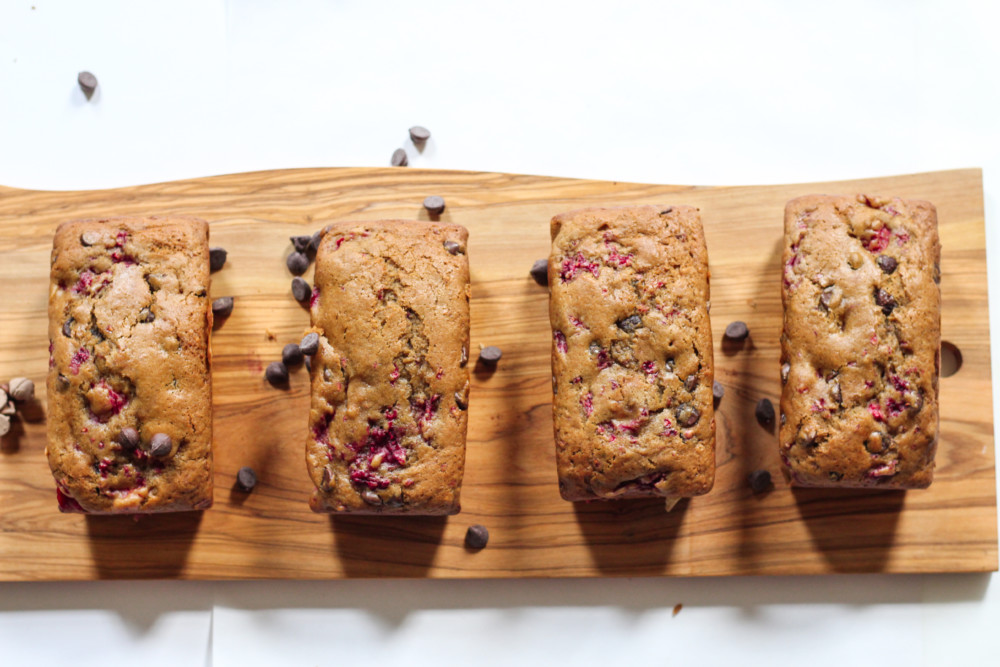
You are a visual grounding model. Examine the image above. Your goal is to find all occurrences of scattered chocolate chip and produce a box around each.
[8,377,34,403]
[443,240,464,255]
[307,229,324,259]
[209,247,228,272]
[391,148,408,167]
[149,433,172,457]
[62,318,73,338]
[724,321,749,341]
[479,346,502,364]
[874,288,896,315]
[0,414,10,437]
[712,380,724,403]
[755,398,775,425]
[780,362,790,384]
[80,230,101,246]
[747,469,772,493]
[877,255,898,274]
[286,251,309,276]
[77,71,98,97]
[138,308,155,323]
[299,332,320,356]
[116,427,140,450]
[684,374,698,392]
[409,125,431,143]
[282,343,304,367]
[236,466,258,492]
[424,195,446,216]
[676,404,700,427]
[212,297,234,319]
[265,361,289,386]
[291,277,311,303]
[465,524,489,549]
[530,259,549,286]
[616,314,642,333]
[290,235,312,253]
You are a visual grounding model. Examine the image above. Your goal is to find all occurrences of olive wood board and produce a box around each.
[0,166,994,581]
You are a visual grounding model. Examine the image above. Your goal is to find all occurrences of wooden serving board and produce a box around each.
[0,167,994,580]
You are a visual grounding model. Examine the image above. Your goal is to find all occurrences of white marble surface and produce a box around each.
[1,1,998,664]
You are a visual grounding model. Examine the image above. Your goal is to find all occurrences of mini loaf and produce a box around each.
[549,206,716,502]
[306,220,470,514]
[780,194,940,488]
[47,216,214,513]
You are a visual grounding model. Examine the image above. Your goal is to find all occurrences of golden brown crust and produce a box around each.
[47,216,213,513]
[306,220,470,515]
[780,194,940,488]
[549,206,715,501]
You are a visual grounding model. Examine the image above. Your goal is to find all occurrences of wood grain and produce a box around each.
[0,167,994,580]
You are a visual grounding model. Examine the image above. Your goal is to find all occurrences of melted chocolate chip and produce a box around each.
[62,317,74,338]
[116,427,140,450]
[443,240,464,255]
[676,404,700,427]
[616,314,642,333]
[874,288,896,315]
[149,433,172,457]
[877,255,898,274]
[139,308,155,323]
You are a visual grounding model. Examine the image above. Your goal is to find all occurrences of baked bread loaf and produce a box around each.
[780,194,940,488]
[47,216,214,513]
[549,206,716,502]
[306,220,470,514]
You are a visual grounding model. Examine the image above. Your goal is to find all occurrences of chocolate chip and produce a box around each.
[454,391,468,410]
[877,255,898,274]
[290,235,312,253]
[116,427,140,450]
[0,414,9,437]
[755,398,775,425]
[320,466,335,492]
[616,314,642,333]
[747,469,772,493]
[659,207,674,215]
[212,297,234,319]
[305,355,312,372]
[479,346,502,364]
[874,288,896,315]
[712,380,724,403]
[291,277,311,303]
[8,377,34,402]
[460,345,468,367]
[55,374,70,391]
[819,285,841,310]
[465,524,489,549]
[361,489,381,505]
[62,317,74,338]
[530,259,549,286]
[409,125,431,143]
[149,433,172,457]
[676,404,700,427]
[724,321,749,341]
[780,362,790,384]
[77,71,98,97]
[265,361,289,386]
[443,240,463,255]
[138,308,155,323]
[209,247,227,272]
[424,195,446,216]
[299,332,320,356]
[391,148,408,167]
[282,343,304,367]
[287,251,309,276]
[80,230,101,246]
[684,374,698,392]
[236,466,257,492]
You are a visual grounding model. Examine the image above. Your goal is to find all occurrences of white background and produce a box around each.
[1,1,999,664]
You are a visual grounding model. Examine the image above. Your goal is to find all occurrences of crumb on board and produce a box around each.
[672,603,683,617]
[265,330,277,342]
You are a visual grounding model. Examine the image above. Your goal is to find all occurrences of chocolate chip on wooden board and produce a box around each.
[479,346,502,365]
[747,469,772,493]
[391,148,408,167]
[465,524,489,549]
[287,251,310,276]
[149,433,173,458]
[307,229,324,259]
[408,125,431,143]
[712,381,725,404]
[290,235,312,253]
[424,195,446,216]
[209,247,228,272]
[0,414,10,437]
[236,466,258,492]
[724,321,749,341]
[530,259,549,286]
[291,277,311,303]
[755,398,775,426]
[299,332,320,356]
[265,361,289,386]
[77,71,98,97]
[282,343,304,367]
[8,377,34,403]
[212,297,234,319]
